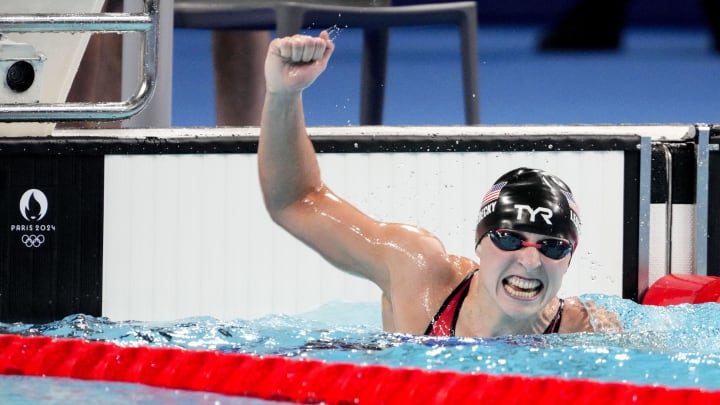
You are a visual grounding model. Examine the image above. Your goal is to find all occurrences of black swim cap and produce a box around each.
[475,168,581,249]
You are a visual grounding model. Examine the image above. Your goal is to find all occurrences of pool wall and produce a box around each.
[0,124,714,322]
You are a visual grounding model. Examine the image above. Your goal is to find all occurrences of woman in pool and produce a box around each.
[258,32,621,337]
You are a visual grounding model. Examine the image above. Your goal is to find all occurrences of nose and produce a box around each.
[517,244,542,271]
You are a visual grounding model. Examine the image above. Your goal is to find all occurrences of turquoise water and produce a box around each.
[1,294,720,403]
[0,375,284,405]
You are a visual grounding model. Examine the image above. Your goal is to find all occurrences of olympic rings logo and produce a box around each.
[21,234,45,248]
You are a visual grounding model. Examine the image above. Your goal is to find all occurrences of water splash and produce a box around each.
[325,24,347,41]
[2,296,720,389]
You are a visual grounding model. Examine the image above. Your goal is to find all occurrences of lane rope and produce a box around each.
[1,334,719,404]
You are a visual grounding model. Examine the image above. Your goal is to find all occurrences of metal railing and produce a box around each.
[0,0,158,122]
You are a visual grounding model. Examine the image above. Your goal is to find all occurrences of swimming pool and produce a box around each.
[2,295,720,403]
[1,2,718,403]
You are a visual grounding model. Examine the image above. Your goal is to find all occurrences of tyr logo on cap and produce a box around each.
[514,204,553,225]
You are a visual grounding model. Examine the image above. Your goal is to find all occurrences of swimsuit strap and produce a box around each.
[425,273,564,336]
[543,298,564,334]
[424,269,478,337]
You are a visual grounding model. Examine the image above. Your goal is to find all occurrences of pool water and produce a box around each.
[0,375,286,405]
[1,294,720,403]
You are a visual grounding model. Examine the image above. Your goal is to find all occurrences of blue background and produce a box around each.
[172,2,720,126]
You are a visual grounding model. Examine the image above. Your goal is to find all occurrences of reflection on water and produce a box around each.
[1,294,720,402]
[0,375,286,405]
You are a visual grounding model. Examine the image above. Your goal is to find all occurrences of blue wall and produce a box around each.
[394,0,708,27]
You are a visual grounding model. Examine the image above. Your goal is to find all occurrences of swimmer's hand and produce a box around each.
[265,31,335,95]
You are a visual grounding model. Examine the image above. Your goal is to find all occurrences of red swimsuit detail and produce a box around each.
[424,269,564,336]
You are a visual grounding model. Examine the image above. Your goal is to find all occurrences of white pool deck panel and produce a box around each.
[45,124,697,321]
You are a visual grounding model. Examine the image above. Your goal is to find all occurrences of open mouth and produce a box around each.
[502,275,543,300]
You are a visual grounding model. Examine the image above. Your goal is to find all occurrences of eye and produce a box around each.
[490,230,524,251]
[539,239,573,259]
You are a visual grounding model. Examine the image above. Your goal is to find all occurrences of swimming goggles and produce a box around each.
[488,229,573,260]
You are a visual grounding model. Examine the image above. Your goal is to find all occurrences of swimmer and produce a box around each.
[258,32,621,337]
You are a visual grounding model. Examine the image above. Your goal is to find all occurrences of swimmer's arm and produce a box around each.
[266,184,447,291]
[584,298,624,333]
[258,32,441,289]
[559,297,623,333]
[257,32,389,283]
[259,32,334,214]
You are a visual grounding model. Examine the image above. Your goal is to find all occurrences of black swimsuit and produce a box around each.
[424,269,564,336]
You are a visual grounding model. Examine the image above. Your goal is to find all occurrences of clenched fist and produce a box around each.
[264,31,335,95]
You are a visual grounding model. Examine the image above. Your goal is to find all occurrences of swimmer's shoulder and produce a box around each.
[557,297,594,333]
[380,223,460,267]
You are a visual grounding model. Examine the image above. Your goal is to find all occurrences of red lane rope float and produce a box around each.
[643,274,720,305]
[1,334,720,404]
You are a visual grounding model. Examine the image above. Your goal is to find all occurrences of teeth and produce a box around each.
[505,276,541,290]
[503,276,542,299]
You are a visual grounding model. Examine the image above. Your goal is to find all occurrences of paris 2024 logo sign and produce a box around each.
[10,189,56,248]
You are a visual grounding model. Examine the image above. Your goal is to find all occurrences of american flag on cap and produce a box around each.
[562,190,579,213]
[480,181,507,207]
